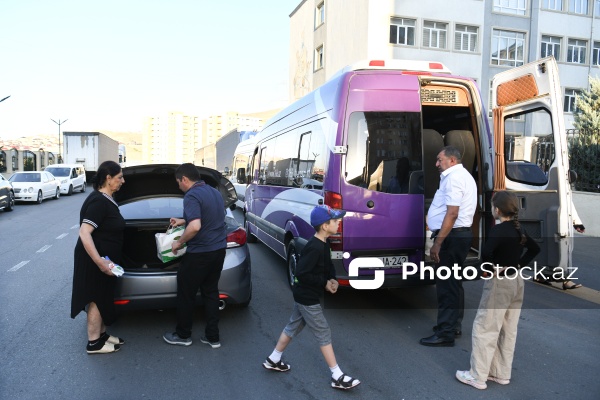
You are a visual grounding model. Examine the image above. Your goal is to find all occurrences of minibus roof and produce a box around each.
[345,59,452,74]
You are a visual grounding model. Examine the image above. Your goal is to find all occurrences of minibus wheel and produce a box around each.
[287,241,298,288]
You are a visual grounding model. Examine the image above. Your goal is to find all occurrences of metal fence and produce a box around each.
[567,129,600,192]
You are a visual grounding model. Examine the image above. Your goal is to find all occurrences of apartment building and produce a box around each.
[143,111,200,164]
[290,0,600,128]
[202,110,279,147]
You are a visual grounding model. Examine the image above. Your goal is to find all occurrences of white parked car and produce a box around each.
[9,171,61,203]
[44,164,87,195]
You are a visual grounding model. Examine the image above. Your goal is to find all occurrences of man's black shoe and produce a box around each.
[432,325,462,337]
[419,334,455,347]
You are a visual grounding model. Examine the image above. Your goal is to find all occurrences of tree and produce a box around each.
[571,76,600,191]
[573,76,600,139]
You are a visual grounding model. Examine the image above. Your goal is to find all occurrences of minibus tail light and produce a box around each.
[324,191,343,251]
[429,62,444,70]
[369,60,385,67]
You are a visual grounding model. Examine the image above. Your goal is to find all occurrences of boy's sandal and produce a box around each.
[563,281,582,290]
[87,342,120,354]
[331,374,361,390]
[263,357,291,372]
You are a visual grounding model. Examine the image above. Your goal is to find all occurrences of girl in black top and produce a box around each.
[456,191,540,390]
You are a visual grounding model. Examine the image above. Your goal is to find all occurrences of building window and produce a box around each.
[542,0,563,10]
[423,21,447,49]
[593,41,600,65]
[455,24,478,52]
[491,29,525,67]
[564,88,581,112]
[315,45,324,70]
[315,2,325,27]
[567,38,587,63]
[541,35,561,59]
[569,0,589,14]
[596,0,600,15]
[494,0,527,15]
[390,17,416,46]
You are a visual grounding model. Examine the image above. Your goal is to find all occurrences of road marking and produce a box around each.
[71,225,79,230]
[37,245,52,253]
[56,233,68,239]
[8,261,30,272]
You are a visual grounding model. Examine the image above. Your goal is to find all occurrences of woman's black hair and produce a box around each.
[492,190,526,245]
[93,161,122,190]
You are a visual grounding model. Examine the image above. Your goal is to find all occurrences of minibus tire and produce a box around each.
[245,217,257,243]
[287,241,298,289]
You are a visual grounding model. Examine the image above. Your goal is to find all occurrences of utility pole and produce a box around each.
[51,118,68,163]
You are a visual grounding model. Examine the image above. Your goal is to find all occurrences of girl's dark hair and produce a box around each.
[92,161,122,190]
[492,190,526,245]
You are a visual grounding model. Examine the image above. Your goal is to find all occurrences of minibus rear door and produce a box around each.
[491,56,572,271]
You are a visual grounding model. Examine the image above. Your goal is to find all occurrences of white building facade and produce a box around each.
[290,0,600,129]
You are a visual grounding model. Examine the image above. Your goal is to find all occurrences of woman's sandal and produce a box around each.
[87,342,120,354]
[562,280,582,290]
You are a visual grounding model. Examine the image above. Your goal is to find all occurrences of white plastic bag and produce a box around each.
[155,225,187,263]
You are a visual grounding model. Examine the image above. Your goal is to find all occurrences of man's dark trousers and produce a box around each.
[176,248,226,341]
[434,230,472,339]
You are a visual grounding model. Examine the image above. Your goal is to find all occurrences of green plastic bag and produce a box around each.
[155,225,187,263]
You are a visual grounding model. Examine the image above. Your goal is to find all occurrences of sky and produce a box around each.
[0,0,300,139]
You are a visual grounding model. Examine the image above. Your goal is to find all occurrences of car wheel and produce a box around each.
[5,191,14,211]
[54,188,60,199]
[37,190,43,204]
[244,215,257,243]
[286,241,299,289]
[68,184,73,195]
[81,182,86,193]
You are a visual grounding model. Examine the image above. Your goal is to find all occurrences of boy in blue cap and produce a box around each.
[262,205,361,390]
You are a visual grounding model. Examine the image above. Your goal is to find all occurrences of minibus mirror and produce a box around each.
[223,167,230,176]
[237,168,246,184]
[568,170,577,184]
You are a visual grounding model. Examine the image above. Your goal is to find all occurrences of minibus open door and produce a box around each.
[491,56,573,273]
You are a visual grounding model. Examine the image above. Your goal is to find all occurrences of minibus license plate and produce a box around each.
[378,256,408,268]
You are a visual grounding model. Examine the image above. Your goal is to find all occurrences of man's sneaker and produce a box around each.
[200,336,221,349]
[455,370,487,390]
[331,374,361,390]
[263,357,291,372]
[488,376,510,385]
[163,332,192,346]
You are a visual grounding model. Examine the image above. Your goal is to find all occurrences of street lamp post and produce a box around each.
[51,118,68,163]
[0,95,10,103]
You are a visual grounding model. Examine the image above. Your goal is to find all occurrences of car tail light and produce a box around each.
[219,294,229,299]
[114,300,130,305]
[337,279,350,287]
[324,191,343,251]
[227,227,247,248]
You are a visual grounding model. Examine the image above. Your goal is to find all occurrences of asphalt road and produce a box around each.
[1,193,599,400]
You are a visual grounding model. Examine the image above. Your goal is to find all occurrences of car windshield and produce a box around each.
[119,197,185,219]
[45,167,70,177]
[10,173,40,182]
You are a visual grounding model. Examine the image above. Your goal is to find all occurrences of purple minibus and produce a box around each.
[243,57,573,288]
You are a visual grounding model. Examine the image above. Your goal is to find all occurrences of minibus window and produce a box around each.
[503,108,552,185]
[345,111,422,193]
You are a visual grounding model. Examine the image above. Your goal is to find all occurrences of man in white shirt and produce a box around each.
[420,146,477,347]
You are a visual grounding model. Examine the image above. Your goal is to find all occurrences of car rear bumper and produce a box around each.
[114,246,251,311]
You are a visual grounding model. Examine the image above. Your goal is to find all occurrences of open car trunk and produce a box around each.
[120,216,240,271]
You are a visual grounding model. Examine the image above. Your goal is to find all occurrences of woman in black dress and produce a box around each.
[71,161,125,354]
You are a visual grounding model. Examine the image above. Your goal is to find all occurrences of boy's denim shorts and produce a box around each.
[283,302,332,346]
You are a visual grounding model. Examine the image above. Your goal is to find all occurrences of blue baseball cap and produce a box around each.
[310,205,346,227]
